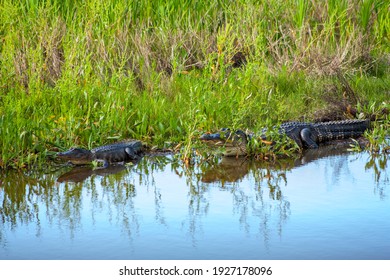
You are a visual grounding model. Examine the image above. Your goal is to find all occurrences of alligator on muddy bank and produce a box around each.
[57,140,143,168]
[200,119,370,156]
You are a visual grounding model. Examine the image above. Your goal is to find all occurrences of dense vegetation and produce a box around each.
[0,0,389,168]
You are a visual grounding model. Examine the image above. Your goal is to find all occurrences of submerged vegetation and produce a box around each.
[0,0,389,168]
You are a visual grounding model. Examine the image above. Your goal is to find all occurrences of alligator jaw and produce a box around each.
[57,148,94,165]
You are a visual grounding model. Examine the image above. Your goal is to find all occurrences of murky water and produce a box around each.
[0,147,389,260]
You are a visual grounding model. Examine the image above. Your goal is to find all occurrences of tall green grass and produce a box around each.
[0,0,389,168]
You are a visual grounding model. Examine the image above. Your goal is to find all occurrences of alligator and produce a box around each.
[200,119,370,156]
[57,140,143,168]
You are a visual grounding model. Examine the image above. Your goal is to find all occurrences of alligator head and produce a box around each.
[200,128,249,156]
[57,148,94,165]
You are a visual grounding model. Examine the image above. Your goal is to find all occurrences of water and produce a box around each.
[0,148,389,260]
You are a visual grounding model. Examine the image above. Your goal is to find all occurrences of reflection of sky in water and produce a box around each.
[275,154,390,259]
[0,152,389,260]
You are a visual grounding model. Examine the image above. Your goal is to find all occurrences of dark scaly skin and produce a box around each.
[278,119,370,148]
[57,140,143,167]
[200,119,370,156]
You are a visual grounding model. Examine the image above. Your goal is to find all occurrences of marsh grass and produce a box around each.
[0,0,389,168]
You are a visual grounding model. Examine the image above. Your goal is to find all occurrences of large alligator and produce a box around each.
[200,119,370,156]
[57,140,143,167]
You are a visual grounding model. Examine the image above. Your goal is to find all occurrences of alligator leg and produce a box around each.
[300,128,319,149]
[125,147,140,160]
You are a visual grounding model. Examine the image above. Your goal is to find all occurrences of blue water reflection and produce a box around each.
[0,150,389,259]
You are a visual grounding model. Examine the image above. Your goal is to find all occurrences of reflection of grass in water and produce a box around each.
[0,0,389,168]
[365,153,389,197]
[0,165,143,245]
[1,151,388,255]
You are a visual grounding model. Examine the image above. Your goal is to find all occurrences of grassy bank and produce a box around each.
[0,0,389,168]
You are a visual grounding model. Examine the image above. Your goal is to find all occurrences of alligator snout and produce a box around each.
[200,132,222,141]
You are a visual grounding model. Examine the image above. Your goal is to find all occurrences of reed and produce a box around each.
[0,0,389,168]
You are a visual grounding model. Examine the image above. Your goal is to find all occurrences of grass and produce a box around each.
[0,0,389,169]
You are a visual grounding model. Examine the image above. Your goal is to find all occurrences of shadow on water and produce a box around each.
[0,144,388,259]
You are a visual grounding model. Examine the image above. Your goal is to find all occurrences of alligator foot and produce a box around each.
[300,128,319,149]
